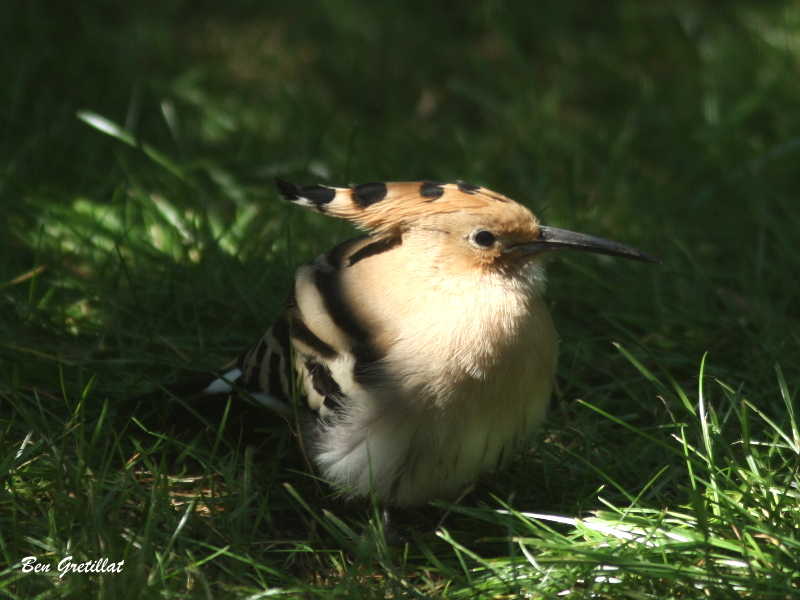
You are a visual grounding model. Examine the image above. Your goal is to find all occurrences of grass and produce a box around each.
[2,0,800,597]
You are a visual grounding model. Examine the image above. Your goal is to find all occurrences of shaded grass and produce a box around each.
[2,0,800,597]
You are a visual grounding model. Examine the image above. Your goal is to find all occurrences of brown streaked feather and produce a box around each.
[276,179,525,233]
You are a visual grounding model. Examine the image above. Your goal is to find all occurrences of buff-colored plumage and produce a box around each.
[145,179,658,510]
[285,180,526,233]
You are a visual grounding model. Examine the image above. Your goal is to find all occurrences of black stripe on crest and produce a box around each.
[457,180,480,194]
[300,185,336,206]
[276,178,336,206]
[275,178,300,200]
[351,182,388,207]
[419,181,445,199]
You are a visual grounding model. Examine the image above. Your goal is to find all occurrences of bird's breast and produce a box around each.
[347,252,557,411]
[307,239,558,506]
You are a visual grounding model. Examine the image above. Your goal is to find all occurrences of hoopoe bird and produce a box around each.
[143,179,658,511]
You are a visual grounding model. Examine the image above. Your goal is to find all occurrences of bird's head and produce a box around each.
[276,178,659,278]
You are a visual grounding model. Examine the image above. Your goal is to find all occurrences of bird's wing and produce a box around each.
[236,233,400,420]
[138,234,396,424]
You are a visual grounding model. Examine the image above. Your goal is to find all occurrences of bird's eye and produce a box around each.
[473,230,496,248]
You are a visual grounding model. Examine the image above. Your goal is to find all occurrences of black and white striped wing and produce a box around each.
[208,235,388,422]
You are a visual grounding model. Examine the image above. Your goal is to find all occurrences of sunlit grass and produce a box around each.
[3,348,798,598]
[2,0,800,598]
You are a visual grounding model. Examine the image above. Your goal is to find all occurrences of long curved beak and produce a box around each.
[511,226,660,264]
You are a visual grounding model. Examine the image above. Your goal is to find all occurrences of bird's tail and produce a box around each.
[129,370,229,404]
[131,368,267,438]
[129,364,292,440]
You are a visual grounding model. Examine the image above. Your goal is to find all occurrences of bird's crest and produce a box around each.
[275,178,526,233]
